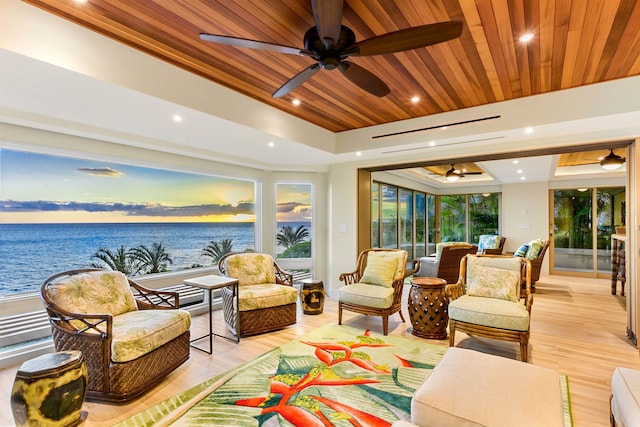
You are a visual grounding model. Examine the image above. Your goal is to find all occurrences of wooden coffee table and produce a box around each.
[407,277,449,339]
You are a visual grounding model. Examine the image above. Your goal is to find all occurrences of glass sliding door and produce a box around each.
[427,194,436,255]
[596,187,626,275]
[415,192,426,258]
[468,193,499,243]
[381,184,398,248]
[552,188,594,273]
[440,194,467,242]
[399,189,413,259]
[372,182,380,248]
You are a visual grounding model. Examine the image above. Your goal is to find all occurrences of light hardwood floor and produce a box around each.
[1,274,638,426]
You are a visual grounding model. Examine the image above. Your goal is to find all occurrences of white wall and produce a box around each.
[502,182,550,274]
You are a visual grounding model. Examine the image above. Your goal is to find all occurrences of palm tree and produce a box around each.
[129,242,173,274]
[276,225,310,248]
[91,245,138,275]
[202,239,234,264]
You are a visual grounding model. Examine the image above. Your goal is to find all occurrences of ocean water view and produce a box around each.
[0,222,309,296]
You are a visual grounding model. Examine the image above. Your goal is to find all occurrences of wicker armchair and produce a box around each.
[40,269,191,402]
[218,252,297,337]
[447,255,533,362]
[338,248,408,335]
[413,243,478,285]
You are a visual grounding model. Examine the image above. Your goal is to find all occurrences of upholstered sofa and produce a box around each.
[41,269,191,402]
[218,252,298,337]
[611,367,640,426]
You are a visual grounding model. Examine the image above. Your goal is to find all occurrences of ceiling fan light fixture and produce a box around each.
[600,149,625,171]
[445,167,460,182]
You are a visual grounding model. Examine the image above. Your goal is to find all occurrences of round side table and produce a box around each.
[408,277,449,339]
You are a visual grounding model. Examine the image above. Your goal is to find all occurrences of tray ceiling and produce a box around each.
[24,0,640,133]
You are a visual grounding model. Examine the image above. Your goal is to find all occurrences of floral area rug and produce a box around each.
[115,324,572,426]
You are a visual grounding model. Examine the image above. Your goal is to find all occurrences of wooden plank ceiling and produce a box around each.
[25,0,640,133]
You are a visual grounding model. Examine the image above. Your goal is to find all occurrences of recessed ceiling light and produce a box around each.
[172,114,182,123]
[517,169,523,174]
[520,176,526,180]
[292,99,301,106]
[429,141,436,146]
[74,0,88,3]
[411,96,420,104]
[268,141,274,147]
[512,160,519,164]
[524,127,533,134]
[356,151,362,157]
[519,33,534,43]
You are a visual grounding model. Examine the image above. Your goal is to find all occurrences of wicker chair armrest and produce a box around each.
[274,263,294,286]
[339,270,359,285]
[446,281,465,300]
[411,259,421,275]
[46,305,113,339]
[130,280,180,309]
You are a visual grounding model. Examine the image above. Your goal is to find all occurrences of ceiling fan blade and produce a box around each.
[338,61,390,97]
[311,0,343,48]
[350,21,463,56]
[200,33,306,56]
[272,64,321,98]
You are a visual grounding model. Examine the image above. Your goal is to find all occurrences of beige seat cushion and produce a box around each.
[412,347,564,427]
[448,295,530,331]
[237,283,298,311]
[611,367,640,427]
[111,309,191,362]
[338,283,395,308]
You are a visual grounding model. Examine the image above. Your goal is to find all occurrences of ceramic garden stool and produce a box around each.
[301,279,325,314]
[11,350,88,427]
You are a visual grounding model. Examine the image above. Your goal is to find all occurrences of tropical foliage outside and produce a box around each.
[91,224,312,276]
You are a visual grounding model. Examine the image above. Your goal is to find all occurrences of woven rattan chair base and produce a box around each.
[52,329,190,402]
[222,288,296,336]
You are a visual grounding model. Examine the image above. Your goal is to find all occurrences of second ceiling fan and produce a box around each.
[445,164,484,181]
[200,0,463,98]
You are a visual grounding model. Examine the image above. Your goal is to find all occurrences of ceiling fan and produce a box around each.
[199,0,463,98]
[445,164,483,182]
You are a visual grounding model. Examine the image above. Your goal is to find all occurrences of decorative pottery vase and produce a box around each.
[11,351,88,427]
[301,279,325,315]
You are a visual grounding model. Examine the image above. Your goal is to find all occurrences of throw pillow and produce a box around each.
[478,235,500,251]
[225,253,276,286]
[467,264,521,302]
[525,239,545,260]
[514,243,529,257]
[360,252,398,287]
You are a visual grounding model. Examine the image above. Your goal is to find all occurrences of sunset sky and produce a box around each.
[0,149,311,224]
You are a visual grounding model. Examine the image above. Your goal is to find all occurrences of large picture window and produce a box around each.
[0,148,256,296]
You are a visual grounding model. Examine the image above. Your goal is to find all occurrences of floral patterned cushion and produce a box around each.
[224,253,276,286]
[478,235,500,251]
[111,309,191,362]
[360,252,400,287]
[525,239,545,260]
[46,271,138,316]
[237,284,298,311]
[466,256,522,302]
